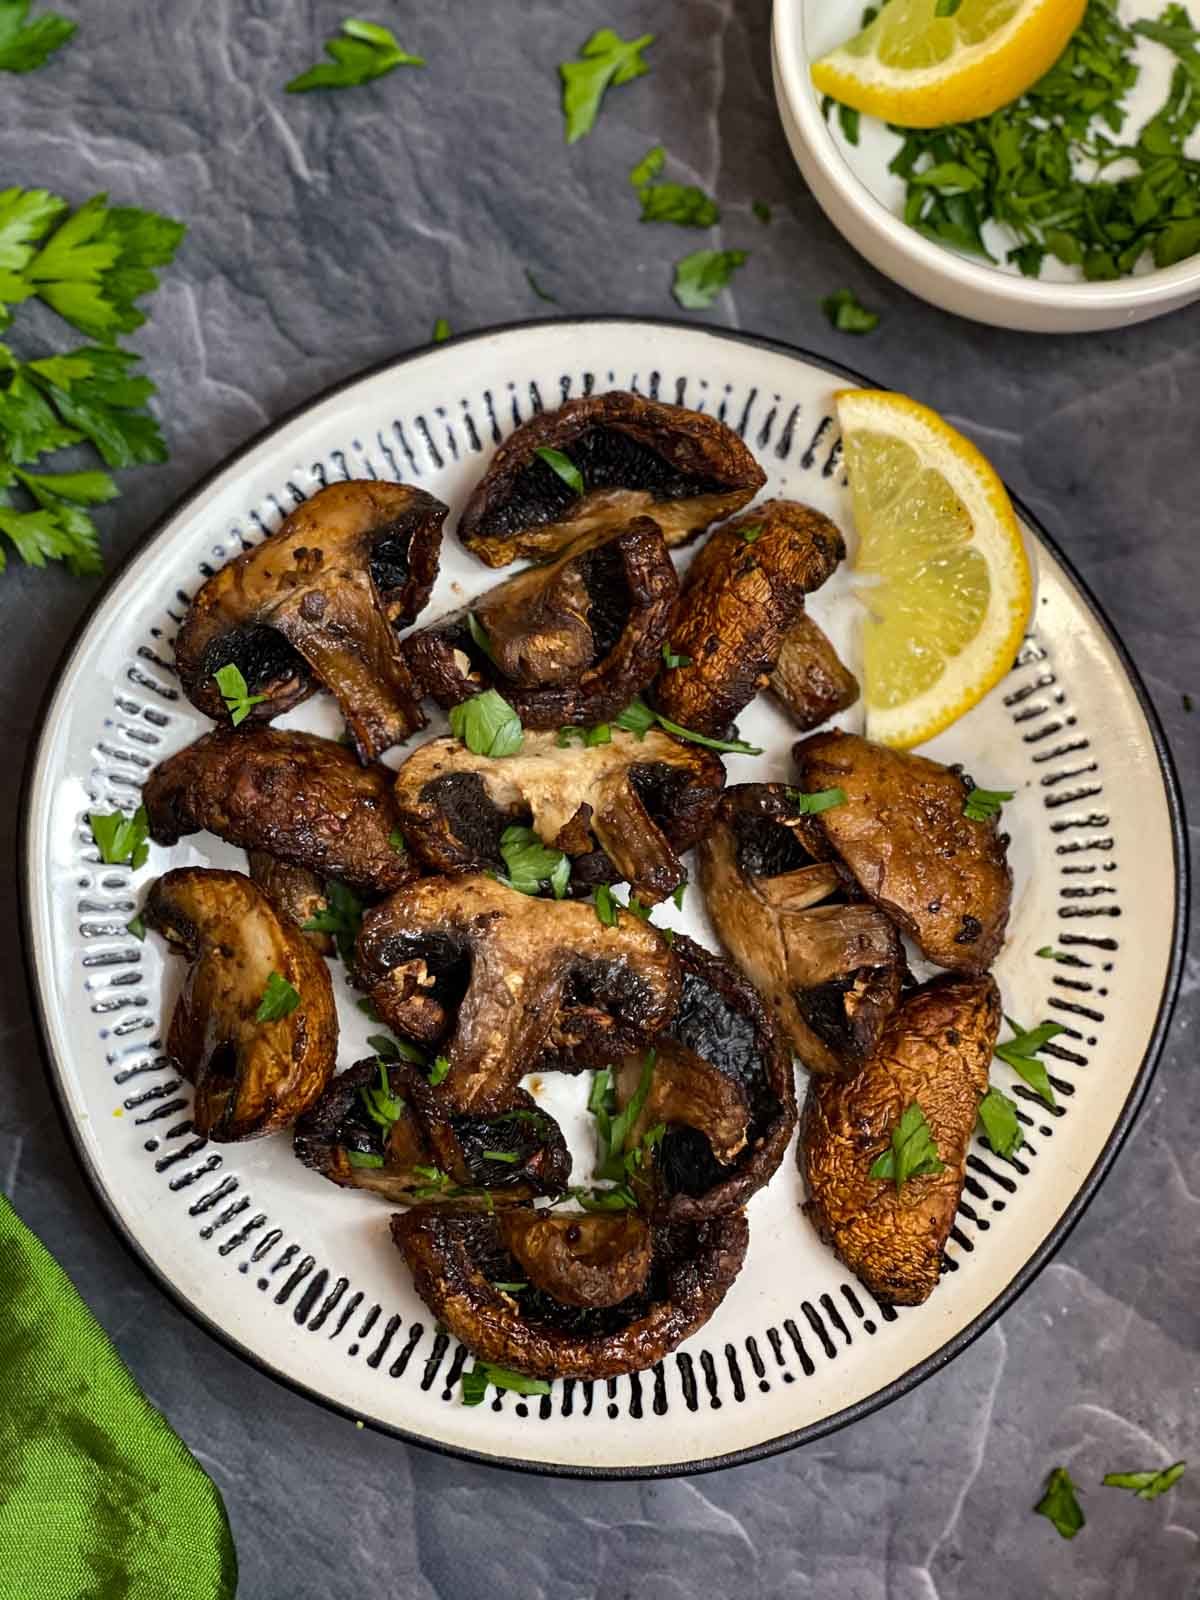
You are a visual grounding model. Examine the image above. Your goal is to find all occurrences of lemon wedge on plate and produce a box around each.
[837,389,1032,748]
[811,0,1086,129]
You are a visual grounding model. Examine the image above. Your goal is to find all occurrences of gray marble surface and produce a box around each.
[2,3,1197,1596]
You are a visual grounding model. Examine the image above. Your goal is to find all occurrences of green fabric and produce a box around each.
[0,1194,238,1599]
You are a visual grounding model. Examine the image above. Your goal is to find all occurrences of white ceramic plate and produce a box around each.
[22,320,1186,1475]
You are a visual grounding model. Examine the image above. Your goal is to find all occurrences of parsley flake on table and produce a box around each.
[432,317,450,342]
[255,971,301,1024]
[286,18,424,93]
[822,288,879,334]
[126,913,145,941]
[1102,1461,1186,1501]
[963,785,1014,821]
[496,823,571,900]
[672,248,748,310]
[301,880,363,963]
[995,1017,1063,1108]
[533,444,583,494]
[629,145,665,187]
[976,1085,1023,1161]
[0,1,75,73]
[559,28,654,144]
[525,268,558,303]
[88,804,149,869]
[213,662,267,727]
[868,1102,945,1191]
[448,687,523,757]
[1034,1467,1085,1539]
[639,183,720,228]
[461,1361,550,1406]
[785,786,847,815]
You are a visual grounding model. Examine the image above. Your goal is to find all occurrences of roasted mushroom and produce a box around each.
[294,1059,569,1204]
[498,1209,652,1308]
[247,852,333,954]
[143,867,337,1140]
[654,500,845,738]
[768,612,860,733]
[611,935,796,1221]
[356,873,680,1114]
[793,731,1013,973]
[392,1203,749,1380]
[403,519,678,729]
[392,727,724,905]
[458,392,765,567]
[800,974,1001,1305]
[145,726,416,896]
[698,785,903,1076]
[174,481,446,761]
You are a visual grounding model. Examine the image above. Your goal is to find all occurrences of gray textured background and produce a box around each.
[3,3,1197,1596]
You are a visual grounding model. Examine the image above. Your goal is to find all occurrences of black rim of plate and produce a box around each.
[19,317,1191,1480]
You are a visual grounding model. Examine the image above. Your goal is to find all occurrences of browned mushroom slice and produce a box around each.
[143,867,337,1140]
[653,500,845,738]
[392,1204,749,1380]
[247,852,333,954]
[356,873,680,1115]
[403,519,678,729]
[610,934,795,1222]
[392,727,723,904]
[800,974,1000,1305]
[768,612,860,732]
[144,726,415,895]
[793,731,1013,973]
[174,481,446,761]
[458,392,766,567]
[498,1210,652,1308]
[698,784,903,1077]
[294,1060,570,1204]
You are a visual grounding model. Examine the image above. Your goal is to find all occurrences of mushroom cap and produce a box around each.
[392,1204,749,1380]
[498,1209,653,1308]
[173,481,445,762]
[403,519,678,729]
[800,974,1001,1306]
[654,499,846,738]
[458,392,766,567]
[144,867,337,1140]
[144,725,416,895]
[793,731,1014,973]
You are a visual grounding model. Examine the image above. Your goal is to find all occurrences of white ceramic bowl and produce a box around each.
[772,0,1200,333]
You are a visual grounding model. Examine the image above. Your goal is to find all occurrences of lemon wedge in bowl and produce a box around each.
[810,0,1086,129]
[837,389,1032,748]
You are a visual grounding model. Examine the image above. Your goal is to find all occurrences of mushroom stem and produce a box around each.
[591,773,686,904]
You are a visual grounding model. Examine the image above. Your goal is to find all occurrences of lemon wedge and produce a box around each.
[811,0,1086,129]
[837,389,1032,748]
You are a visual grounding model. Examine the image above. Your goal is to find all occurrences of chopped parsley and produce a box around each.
[495,823,571,900]
[255,971,300,1023]
[567,1183,638,1211]
[739,522,763,543]
[88,804,150,870]
[995,1017,1064,1108]
[976,1085,1023,1161]
[346,1150,385,1169]
[963,786,1014,822]
[661,641,693,668]
[615,693,763,756]
[1035,946,1070,962]
[481,1149,521,1164]
[525,268,558,303]
[432,317,450,343]
[126,913,145,941]
[428,1054,450,1087]
[590,1049,658,1181]
[491,1281,527,1294]
[868,1102,945,1191]
[286,18,424,93]
[1102,1461,1186,1500]
[672,878,687,912]
[593,883,620,927]
[629,145,665,187]
[212,662,267,726]
[533,444,583,494]
[672,248,748,310]
[466,611,496,664]
[557,722,611,748]
[461,1361,550,1405]
[368,1031,428,1067]
[302,880,363,963]
[1035,1467,1085,1540]
[785,785,847,815]
[639,183,720,227]
[821,288,879,334]
[359,1061,405,1129]
[448,687,523,758]
[388,827,406,855]
[0,2,74,73]
[559,28,654,144]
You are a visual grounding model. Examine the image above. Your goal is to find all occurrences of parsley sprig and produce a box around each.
[995,1017,1064,1107]
[255,972,301,1023]
[615,694,763,756]
[88,804,150,870]
[868,1103,945,1191]
[302,880,364,964]
[1034,1467,1086,1539]
[449,688,523,758]
[559,28,654,143]
[1102,1461,1186,1501]
[0,1,74,73]
[286,18,424,93]
[461,1361,550,1406]
[494,823,571,900]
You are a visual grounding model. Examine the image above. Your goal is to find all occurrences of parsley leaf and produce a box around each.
[977,1085,1023,1161]
[466,610,495,664]
[672,248,748,309]
[1036,945,1069,962]
[481,1149,521,1164]
[0,2,75,74]
[672,879,687,911]
[286,18,424,93]
[359,1060,405,1129]
[995,1017,1064,1107]
[26,346,168,468]
[301,879,363,963]
[868,1102,945,1191]
[963,785,1014,821]
[630,146,665,187]
[662,642,692,668]
[432,317,450,343]
[126,913,145,941]
[821,288,879,334]
[255,972,300,1023]
[739,522,763,544]
[88,804,149,869]
[785,786,847,815]
[1035,1467,1085,1539]
[461,1362,550,1405]
[593,884,620,927]
[428,1054,450,1087]
[567,1183,638,1211]
[347,1150,385,1169]
[615,693,763,756]
[533,444,583,494]
[560,28,654,144]
[213,662,267,727]
[367,1030,427,1067]
[1102,1462,1186,1501]
[639,184,720,227]
[448,688,523,757]
[388,828,406,854]
[496,823,571,900]
[613,696,657,739]
[593,1049,657,1181]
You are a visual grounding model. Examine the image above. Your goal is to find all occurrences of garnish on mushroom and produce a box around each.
[458,392,765,567]
[654,499,847,738]
[391,1203,749,1380]
[404,519,678,728]
[800,974,1001,1305]
[144,725,416,895]
[698,784,903,1076]
[768,612,860,733]
[143,867,337,1140]
[355,873,681,1114]
[246,852,333,953]
[174,481,446,761]
[793,731,1014,973]
[392,726,724,904]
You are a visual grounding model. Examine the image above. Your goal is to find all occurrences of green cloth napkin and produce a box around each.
[0,1194,238,1599]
